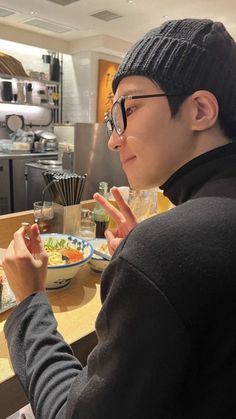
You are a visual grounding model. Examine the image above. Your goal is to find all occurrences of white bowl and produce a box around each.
[42,233,93,290]
[89,238,110,273]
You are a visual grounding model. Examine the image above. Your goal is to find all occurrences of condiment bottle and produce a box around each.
[93,181,109,238]
[26,83,33,104]
[17,82,25,103]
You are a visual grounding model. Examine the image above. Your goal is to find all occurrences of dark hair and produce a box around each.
[166,93,236,142]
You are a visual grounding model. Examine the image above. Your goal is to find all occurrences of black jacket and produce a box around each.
[4,143,236,418]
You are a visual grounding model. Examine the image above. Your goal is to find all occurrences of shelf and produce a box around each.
[0,73,60,86]
[0,101,59,109]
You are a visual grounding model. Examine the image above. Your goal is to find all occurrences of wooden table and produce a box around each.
[0,209,102,417]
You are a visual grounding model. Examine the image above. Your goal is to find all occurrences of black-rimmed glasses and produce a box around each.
[105,93,192,138]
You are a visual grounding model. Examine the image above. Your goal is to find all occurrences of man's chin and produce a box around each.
[127,176,161,191]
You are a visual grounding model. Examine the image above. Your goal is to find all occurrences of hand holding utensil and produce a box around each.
[3,224,48,303]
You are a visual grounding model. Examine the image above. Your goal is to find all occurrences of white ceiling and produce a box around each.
[0,0,236,48]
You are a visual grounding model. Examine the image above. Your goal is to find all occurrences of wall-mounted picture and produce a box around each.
[97,59,119,123]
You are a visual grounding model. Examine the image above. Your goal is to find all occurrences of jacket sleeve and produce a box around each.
[4,257,192,419]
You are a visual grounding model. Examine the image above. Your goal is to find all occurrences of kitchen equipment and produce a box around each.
[50,57,60,82]
[73,123,128,200]
[34,131,57,152]
[37,159,61,167]
[6,114,24,132]
[1,81,13,102]
[16,82,25,103]
[0,159,11,214]
[26,159,62,209]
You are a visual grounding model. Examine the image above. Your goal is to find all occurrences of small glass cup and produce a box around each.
[33,201,54,233]
[77,208,96,240]
[128,188,158,222]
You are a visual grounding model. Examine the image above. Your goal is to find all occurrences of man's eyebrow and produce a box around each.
[119,90,152,96]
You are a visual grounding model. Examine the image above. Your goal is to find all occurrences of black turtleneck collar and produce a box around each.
[160,142,236,206]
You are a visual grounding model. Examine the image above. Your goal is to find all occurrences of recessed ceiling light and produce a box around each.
[126,0,134,4]
[30,11,38,15]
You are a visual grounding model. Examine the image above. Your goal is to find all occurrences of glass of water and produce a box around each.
[77,208,96,240]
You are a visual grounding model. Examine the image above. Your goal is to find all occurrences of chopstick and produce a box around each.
[93,249,111,261]
[42,170,88,206]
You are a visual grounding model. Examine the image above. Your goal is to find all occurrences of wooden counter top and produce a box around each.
[0,266,101,385]
[0,207,102,416]
[0,200,95,248]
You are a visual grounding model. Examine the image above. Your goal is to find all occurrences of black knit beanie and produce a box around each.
[112,18,236,131]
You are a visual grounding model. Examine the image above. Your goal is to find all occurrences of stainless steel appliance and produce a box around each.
[26,160,62,209]
[0,159,11,214]
[33,131,58,152]
[73,123,128,200]
[12,154,58,212]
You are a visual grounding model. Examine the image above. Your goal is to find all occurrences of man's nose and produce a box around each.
[108,131,125,150]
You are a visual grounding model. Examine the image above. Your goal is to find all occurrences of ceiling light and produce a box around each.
[126,0,134,3]
[24,18,72,33]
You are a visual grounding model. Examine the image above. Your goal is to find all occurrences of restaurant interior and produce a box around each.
[0,0,235,416]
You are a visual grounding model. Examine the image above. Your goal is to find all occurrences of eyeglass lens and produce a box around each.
[112,101,124,135]
[106,118,113,137]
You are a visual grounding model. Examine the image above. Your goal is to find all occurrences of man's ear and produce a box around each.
[190,90,219,132]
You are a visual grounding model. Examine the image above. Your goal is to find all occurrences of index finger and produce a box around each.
[110,187,137,224]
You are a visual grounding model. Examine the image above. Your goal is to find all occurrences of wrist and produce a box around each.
[16,288,46,304]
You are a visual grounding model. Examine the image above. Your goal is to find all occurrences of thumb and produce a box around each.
[105,230,122,255]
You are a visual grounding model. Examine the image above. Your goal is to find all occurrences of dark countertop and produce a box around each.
[0,152,58,160]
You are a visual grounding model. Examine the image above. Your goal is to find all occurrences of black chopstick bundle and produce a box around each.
[42,170,87,205]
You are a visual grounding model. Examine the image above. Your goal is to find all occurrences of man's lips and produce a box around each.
[121,156,136,166]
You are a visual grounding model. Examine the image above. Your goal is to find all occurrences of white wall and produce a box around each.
[62,51,121,124]
[0,40,122,125]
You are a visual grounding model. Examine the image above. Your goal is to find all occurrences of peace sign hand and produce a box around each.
[93,187,138,255]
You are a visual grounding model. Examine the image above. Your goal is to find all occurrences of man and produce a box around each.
[3,18,236,418]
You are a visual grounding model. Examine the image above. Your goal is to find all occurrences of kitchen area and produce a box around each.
[0,31,130,216]
[0,150,58,214]
[0,2,131,416]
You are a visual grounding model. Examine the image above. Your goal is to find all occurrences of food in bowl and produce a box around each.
[42,234,93,290]
[43,236,90,265]
[89,238,111,273]
[97,241,109,255]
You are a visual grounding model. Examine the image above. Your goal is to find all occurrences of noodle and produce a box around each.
[43,237,87,266]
